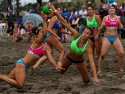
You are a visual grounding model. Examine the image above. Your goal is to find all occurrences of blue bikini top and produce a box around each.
[52,16,61,30]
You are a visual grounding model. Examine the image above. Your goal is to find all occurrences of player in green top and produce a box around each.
[70,36,89,55]
[87,5,102,60]
[48,3,100,83]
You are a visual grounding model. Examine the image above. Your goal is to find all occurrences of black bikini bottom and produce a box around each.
[66,54,84,63]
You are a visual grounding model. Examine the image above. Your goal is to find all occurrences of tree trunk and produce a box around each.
[16,0,19,17]
[37,0,42,13]
[37,0,42,7]
[8,0,11,5]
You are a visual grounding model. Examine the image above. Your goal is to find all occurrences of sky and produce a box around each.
[20,0,71,6]
[20,0,49,5]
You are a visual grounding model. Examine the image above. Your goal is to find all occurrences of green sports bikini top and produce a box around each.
[87,15,99,28]
[70,36,89,55]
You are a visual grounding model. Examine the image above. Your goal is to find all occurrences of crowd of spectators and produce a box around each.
[1,0,125,43]
[60,0,125,40]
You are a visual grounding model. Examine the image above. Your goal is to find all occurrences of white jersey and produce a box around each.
[79,9,87,18]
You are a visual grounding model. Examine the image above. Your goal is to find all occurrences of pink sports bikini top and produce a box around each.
[105,15,119,29]
[28,44,45,58]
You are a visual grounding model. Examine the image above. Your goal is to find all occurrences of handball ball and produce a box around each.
[42,5,52,15]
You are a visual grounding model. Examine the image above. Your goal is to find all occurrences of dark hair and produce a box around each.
[122,2,125,8]
[108,4,117,10]
[55,7,61,10]
[86,26,94,35]
[63,8,68,12]
[87,5,94,10]
[39,23,43,26]
[32,27,40,35]
[72,8,76,13]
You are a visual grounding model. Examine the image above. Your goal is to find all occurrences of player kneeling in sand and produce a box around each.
[48,3,100,83]
[0,14,64,89]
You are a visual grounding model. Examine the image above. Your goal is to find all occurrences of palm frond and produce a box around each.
[71,0,84,10]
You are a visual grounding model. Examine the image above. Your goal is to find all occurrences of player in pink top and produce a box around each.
[105,15,119,29]
[0,14,64,89]
[28,44,45,58]
[98,4,124,73]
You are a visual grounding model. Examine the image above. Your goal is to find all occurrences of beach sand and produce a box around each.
[0,35,125,94]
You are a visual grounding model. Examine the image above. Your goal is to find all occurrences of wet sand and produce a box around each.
[0,35,125,94]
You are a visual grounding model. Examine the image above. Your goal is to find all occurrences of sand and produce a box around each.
[0,35,125,94]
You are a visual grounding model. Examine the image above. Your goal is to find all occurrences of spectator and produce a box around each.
[6,9,15,30]
[61,8,70,43]
[24,9,29,16]
[20,26,25,37]
[71,14,79,29]
[39,23,43,29]
[1,26,5,34]
[79,5,87,18]
[121,22,125,38]
[0,9,4,23]
[7,26,13,36]
[25,21,34,43]
[30,8,40,15]
[113,2,124,40]
[69,8,77,24]
[99,4,108,19]
[17,15,22,27]
[6,4,13,13]
[118,3,122,10]
[19,23,25,30]
[102,0,108,10]
[122,0,125,16]
[101,0,109,16]
[30,22,35,41]
[19,23,25,37]
[12,25,22,42]
[62,8,69,21]
[99,4,107,19]
[77,15,86,34]
[114,3,124,17]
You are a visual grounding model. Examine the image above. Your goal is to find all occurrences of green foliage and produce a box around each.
[20,3,37,11]
[86,2,97,9]
[0,0,9,11]
[71,0,83,10]
[59,2,68,9]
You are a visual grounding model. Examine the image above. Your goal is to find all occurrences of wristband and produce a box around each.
[54,10,57,13]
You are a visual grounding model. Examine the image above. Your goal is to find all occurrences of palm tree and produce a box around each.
[59,2,68,9]
[16,0,19,17]
[37,0,42,13]
[71,0,83,11]
[37,0,42,7]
